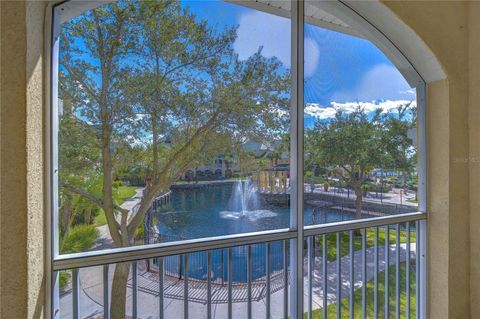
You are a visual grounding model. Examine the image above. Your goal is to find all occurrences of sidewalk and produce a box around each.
[59,242,416,318]
[92,187,144,251]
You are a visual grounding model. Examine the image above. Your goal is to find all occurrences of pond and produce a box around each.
[147,180,372,282]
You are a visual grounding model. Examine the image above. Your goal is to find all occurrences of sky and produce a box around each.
[63,1,416,129]
[183,1,416,127]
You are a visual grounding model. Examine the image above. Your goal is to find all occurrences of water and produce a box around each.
[220,179,278,221]
[150,180,372,282]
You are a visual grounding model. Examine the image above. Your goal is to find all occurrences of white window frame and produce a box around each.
[44,1,428,318]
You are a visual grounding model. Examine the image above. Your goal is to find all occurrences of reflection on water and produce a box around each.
[219,209,278,221]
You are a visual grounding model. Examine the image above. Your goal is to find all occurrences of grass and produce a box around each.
[317,227,417,262]
[116,185,138,202]
[305,262,417,319]
[93,186,138,226]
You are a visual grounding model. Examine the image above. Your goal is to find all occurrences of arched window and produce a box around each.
[49,1,426,318]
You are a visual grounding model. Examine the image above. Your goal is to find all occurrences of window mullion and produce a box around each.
[289,0,305,318]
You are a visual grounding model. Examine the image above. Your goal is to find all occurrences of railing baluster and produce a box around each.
[415,221,420,319]
[158,257,164,319]
[283,240,288,319]
[72,268,79,319]
[133,262,138,319]
[266,242,271,319]
[227,248,232,319]
[406,222,411,319]
[374,227,379,319]
[396,224,400,319]
[208,251,212,319]
[103,265,109,319]
[349,230,354,319]
[337,232,342,319]
[362,229,367,319]
[323,234,328,319]
[247,245,252,319]
[184,254,188,319]
[385,225,390,319]
[307,237,313,319]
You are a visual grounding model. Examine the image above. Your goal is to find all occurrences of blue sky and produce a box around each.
[183,1,416,127]
[63,1,416,128]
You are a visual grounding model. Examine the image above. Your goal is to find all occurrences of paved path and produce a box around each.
[92,188,144,251]
[59,243,416,318]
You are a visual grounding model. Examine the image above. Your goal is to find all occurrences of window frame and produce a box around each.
[44,1,428,318]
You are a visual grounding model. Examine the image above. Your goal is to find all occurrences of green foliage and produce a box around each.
[94,209,107,226]
[134,219,144,240]
[60,224,99,254]
[305,106,416,213]
[365,182,392,193]
[59,271,71,292]
[116,186,137,203]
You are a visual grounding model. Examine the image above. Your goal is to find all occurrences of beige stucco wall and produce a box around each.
[384,1,476,318]
[1,1,46,318]
[468,2,480,318]
[0,1,478,318]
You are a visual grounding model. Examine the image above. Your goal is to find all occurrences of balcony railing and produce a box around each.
[53,212,426,319]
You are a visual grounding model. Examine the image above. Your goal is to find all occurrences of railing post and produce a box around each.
[158,257,164,319]
[208,251,213,319]
[72,268,80,319]
[132,262,138,319]
[103,265,110,319]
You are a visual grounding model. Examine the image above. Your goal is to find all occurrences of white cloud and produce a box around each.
[331,64,415,102]
[234,11,321,76]
[234,10,290,66]
[305,100,416,119]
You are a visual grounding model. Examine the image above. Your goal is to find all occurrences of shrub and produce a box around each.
[59,271,71,291]
[323,182,330,191]
[61,224,99,254]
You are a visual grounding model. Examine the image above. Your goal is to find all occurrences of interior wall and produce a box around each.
[382,1,470,318]
[0,1,46,318]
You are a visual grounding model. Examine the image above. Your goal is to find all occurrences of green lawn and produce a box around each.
[316,227,417,262]
[116,185,138,202]
[93,186,138,226]
[305,262,417,319]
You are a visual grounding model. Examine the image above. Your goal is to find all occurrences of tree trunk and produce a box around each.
[152,111,159,183]
[110,262,131,319]
[353,180,363,218]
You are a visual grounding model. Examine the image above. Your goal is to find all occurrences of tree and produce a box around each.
[305,105,415,217]
[380,102,417,188]
[59,1,289,317]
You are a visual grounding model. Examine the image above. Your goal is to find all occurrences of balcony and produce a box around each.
[54,212,426,318]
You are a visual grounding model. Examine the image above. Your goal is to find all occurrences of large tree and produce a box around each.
[59,1,289,317]
[305,105,415,216]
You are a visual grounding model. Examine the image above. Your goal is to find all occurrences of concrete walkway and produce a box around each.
[59,243,416,319]
[92,188,144,251]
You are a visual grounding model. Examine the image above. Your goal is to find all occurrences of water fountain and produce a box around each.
[220,179,277,221]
